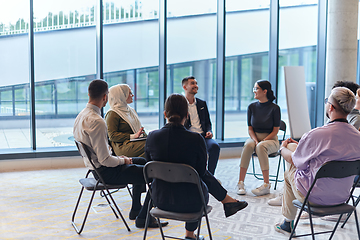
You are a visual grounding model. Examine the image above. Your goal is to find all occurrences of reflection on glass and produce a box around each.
[167,0,217,136]
[278,3,318,127]
[103,0,159,132]
[34,0,96,148]
[0,0,30,149]
[224,0,270,139]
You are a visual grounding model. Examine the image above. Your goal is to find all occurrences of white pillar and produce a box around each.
[325,0,359,97]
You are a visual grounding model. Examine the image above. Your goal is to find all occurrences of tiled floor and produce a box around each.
[0,158,359,239]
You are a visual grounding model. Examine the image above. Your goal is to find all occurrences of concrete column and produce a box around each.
[325,0,358,97]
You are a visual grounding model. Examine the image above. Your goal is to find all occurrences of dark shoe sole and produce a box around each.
[224,201,248,218]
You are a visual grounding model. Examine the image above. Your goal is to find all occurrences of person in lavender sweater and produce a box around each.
[275,87,360,235]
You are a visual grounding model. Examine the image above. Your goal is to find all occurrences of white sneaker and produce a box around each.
[251,183,271,196]
[268,192,283,206]
[237,181,246,195]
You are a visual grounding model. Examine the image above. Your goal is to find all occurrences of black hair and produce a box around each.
[332,80,360,95]
[88,79,108,100]
[181,76,196,86]
[164,93,188,125]
[256,79,276,102]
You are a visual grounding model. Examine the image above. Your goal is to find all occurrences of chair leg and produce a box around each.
[274,156,282,190]
[204,212,213,240]
[290,208,303,239]
[105,189,131,232]
[102,190,119,218]
[328,214,344,240]
[308,209,315,240]
[127,185,133,199]
[342,195,360,228]
[143,199,153,240]
[71,187,97,234]
[196,218,202,240]
[156,217,166,240]
[249,155,264,180]
[353,209,360,239]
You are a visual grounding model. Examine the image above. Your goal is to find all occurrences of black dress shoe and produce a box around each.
[185,234,204,240]
[129,208,140,220]
[223,200,248,217]
[135,216,169,228]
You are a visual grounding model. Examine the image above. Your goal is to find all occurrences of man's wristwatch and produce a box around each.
[278,146,285,155]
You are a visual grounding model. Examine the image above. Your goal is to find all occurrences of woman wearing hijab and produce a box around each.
[105,84,146,158]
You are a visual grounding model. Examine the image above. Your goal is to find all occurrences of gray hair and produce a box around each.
[330,87,356,114]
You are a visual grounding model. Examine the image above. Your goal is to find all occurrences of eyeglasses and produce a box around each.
[324,98,336,109]
[253,87,260,92]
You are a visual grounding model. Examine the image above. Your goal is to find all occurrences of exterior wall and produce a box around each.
[0,6,318,87]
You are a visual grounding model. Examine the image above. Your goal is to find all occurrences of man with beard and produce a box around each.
[182,76,220,176]
[274,87,360,235]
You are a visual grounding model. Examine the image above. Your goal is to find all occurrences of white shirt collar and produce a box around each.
[186,97,197,106]
[87,103,101,115]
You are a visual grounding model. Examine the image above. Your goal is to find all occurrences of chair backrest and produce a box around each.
[144,161,201,185]
[74,140,112,188]
[74,140,98,170]
[279,120,286,140]
[305,160,360,204]
[143,161,208,210]
[314,160,360,180]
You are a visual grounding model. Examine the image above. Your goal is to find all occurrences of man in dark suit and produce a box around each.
[182,76,220,175]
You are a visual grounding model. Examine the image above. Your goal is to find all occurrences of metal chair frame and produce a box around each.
[142,161,213,240]
[247,120,287,190]
[341,180,360,227]
[290,160,360,240]
[72,140,131,234]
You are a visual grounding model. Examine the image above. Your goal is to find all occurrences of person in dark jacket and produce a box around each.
[182,76,220,175]
[145,93,248,240]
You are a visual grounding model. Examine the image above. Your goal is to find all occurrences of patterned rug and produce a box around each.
[0,157,358,239]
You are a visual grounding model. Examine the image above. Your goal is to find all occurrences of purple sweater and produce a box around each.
[292,121,360,205]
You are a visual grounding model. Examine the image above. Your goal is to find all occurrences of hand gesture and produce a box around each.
[134,127,145,138]
[121,155,133,165]
[205,131,213,139]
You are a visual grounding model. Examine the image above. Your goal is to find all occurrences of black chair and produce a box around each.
[290,160,360,240]
[142,161,213,240]
[72,140,131,234]
[341,179,360,227]
[248,120,287,190]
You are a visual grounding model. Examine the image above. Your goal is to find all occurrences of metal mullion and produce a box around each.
[159,0,166,127]
[237,55,242,111]
[29,0,36,150]
[269,0,279,101]
[133,69,137,112]
[215,0,225,140]
[315,0,327,127]
[96,0,104,116]
[357,40,360,85]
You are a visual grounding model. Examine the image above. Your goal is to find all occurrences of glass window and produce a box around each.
[103,0,159,132]
[278,1,318,128]
[224,0,270,139]
[167,0,217,135]
[34,0,96,148]
[0,0,30,150]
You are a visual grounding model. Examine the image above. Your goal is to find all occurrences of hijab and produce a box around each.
[107,84,142,134]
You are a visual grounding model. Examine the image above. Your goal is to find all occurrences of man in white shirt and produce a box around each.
[182,76,220,175]
[73,79,168,228]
